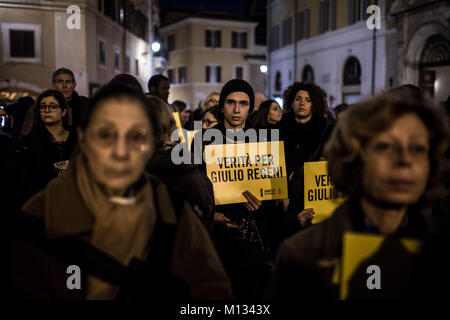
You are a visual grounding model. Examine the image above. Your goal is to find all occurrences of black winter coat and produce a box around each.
[146,145,215,228]
[279,112,329,238]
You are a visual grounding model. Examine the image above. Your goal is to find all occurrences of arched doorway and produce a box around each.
[342,56,362,104]
[419,34,450,102]
[302,65,315,83]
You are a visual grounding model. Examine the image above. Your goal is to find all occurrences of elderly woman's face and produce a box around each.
[362,113,430,206]
[80,98,153,196]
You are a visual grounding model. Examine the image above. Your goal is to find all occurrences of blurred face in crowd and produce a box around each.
[79,98,154,196]
[154,79,170,103]
[292,90,312,123]
[202,110,218,129]
[203,93,219,111]
[180,108,190,124]
[223,91,250,130]
[267,102,282,124]
[53,73,76,101]
[39,96,66,125]
[361,113,430,207]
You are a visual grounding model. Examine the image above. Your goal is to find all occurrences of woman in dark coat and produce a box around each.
[6,85,231,300]
[279,82,331,238]
[22,90,77,191]
[275,94,449,299]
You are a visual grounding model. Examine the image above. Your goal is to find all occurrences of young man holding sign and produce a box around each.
[196,79,280,299]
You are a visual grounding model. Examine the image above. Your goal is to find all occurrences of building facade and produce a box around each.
[391,0,450,103]
[0,0,156,105]
[268,0,396,108]
[268,0,450,107]
[160,12,267,108]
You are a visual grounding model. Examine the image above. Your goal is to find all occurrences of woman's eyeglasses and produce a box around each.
[89,126,152,152]
[39,104,60,112]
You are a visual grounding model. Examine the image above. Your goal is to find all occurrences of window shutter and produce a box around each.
[216,66,221,83]
[232,31,237,48]
[215,30,221,47]
[287,18,292,44]
[361,0,369,21]
[206,30,211,47]
[330,0,336,30]
[319,1,325,34]
[242,32,247,48]
[206,66,210,82]
[348,0,355,24]
[306,9,310,38]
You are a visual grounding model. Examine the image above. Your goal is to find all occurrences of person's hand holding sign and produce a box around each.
[243,191,262,212]
[297,208,315,227]
[214,212,239,229]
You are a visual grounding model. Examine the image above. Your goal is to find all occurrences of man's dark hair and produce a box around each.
[173,100,187,112]
[334,103,349,116]
[109,73,143,95]
[147,74,169,91]
[52,68,75,83]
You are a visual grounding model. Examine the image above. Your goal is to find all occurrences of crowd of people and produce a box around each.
[1,67,449,300]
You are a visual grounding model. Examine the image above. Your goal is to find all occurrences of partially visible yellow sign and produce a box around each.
[185,130,198,152]
[205,141,288,205]
[172,112,185,143]
[304,161,347,223]
[340,232,422,300]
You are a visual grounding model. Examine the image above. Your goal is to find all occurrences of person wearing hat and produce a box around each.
[192,79,275,299]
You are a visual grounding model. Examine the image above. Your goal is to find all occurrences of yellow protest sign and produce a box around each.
[205,141,288,205]
[185,130,198,152]
[304,161,347,224]
[172,112,185,143]
[340,232,422,300]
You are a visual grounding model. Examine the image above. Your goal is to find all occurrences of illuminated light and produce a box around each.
[151,41,161,53]
[260,65,268,73]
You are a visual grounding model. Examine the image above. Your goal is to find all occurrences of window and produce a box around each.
[270,24,280,51]
[114,48,120,70]
[205,30,221,48]
[9,30,35,57]
[2,23,41,63]
[297,9,310,41]
[281,18,292,47]
[319,0,336,34]
[135,58,139,76]
[235,66,244,80]
[232,32,247,49]
[342,56,362,103]
[343,57,361,85]
[104,0,116,21]
[348,0,369,25]
[302,65,315,83]
[168,68,175,84]
[125,54,130,73]
[99,39,106,66]
[179,66,187,84]
[167,34,175,52]
[206,66,221,83]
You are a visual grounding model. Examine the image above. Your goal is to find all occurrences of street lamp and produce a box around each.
[260,64,268,74]
[151,41,161,53]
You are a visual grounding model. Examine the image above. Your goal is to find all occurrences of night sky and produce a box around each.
[159,0,250,15]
